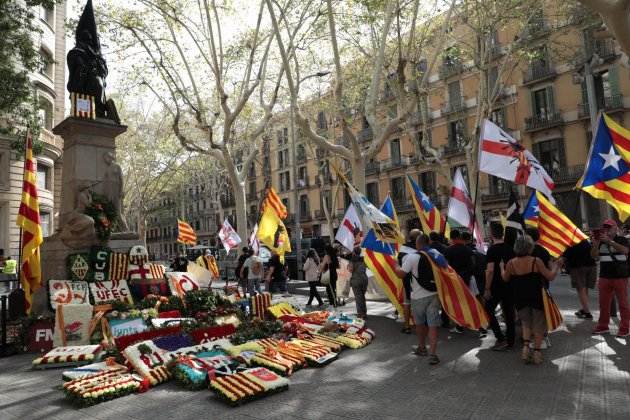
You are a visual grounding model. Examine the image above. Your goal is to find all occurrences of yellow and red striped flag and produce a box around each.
[16,130,44,313]
[542,288,563,331]
[604,113,630,164]
[196,254,220,279]
[536,192,587,258]
[420,249,489,330]
[176,219,197,245]
[261,187,288,219]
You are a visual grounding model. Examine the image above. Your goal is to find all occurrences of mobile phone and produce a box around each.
[592,228,603,240]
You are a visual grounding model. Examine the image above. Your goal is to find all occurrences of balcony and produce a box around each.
[443,141,467,156]
[578,94,624,119]
[554,164,585,185]
[441,97,466,116]
[382,156,412,171]
[588,38,617,62]
[297,177,309,189]
[392,197,414,212]
[522,18,551,39]
[523,62,556,85]
[524,112,563,132]
[296,153,307,164]
[365,161,381,176]
[358,127,373,142]
[481,188,509,203]
[300,212,312,222]
[439,61,464,79]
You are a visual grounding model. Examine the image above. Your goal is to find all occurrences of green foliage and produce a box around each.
[84,192,117,241]
[0,1,56,140]
[230,319,283,345]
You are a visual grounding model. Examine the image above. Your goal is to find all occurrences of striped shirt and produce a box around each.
[598,236,629,278]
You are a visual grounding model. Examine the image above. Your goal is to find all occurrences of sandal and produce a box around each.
[532,349,543,365]
[521,341,531,363]
[401,326,412,334]
[413,346,428,356]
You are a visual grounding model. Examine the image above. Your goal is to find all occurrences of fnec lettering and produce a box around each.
[35,329,53,342]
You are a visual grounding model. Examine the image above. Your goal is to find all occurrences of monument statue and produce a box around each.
[103,152,129,232]
[58,181,97,248]
[67,0,119,123]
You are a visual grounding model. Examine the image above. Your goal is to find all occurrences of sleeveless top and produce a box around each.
[510,257,545,310]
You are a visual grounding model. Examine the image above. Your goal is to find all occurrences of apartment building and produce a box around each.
[217,3,629,241]
[0,2,66,258]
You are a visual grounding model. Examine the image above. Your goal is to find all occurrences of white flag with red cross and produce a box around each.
[218,219,242,253]
[335,204,363,252]
[447,168,485,252]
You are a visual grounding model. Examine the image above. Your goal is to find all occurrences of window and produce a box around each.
[317,111,327,130]
[390,177,405,203]
[298,166,308,187]
[443,47,460,66]
[366,182,379,205]
[448,119,466,147]
[489,108,506,129]
[419,172,435,193]
[277,128,288,146]
[531,86,555,119]
[299,195,309,216]
[0,151,8,189]
[37,96,54,130]
[390,139,401,164]
[36,163,50,191]
[281,198,289,211]
[250,205,257,220]
[594,70,612,108]
[279,171,291,192]
[296,144,306,161]
[40,211,50,237]
[249,181,256,197]
[533,139,565,177]
[195,220,200,231]
[39,48,53,79]
[41,6,55,27]
[447,81,461,104]
[489,175,511,195]
[277,149,288,169]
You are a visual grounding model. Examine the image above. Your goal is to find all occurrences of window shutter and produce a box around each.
[530,90,537,116]
[608,65,620,96]
[546,86,556,114]
[580,81,588,106]
[557,138,567,167]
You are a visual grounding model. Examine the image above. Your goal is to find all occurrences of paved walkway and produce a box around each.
[1,274,629,419]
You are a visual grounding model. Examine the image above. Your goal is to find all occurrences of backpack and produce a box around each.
[413,252,438,292]
[250,259,262,276]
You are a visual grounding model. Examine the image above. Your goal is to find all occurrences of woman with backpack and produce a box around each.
[304,249,324,306]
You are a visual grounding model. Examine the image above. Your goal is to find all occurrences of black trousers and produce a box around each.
[326,275,338,306]
[485,289,515,346]
[307,281,323,305]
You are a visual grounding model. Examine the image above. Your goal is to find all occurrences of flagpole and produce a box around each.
[16,228,23,290]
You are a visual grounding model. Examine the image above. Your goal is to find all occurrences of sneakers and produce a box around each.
[491,340,509,351]
[617,328,629,338]
[592,326,610,335]
[575,310,594,319]
[428,354,440,365]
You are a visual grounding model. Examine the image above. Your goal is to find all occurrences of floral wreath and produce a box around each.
[84,192,117,241]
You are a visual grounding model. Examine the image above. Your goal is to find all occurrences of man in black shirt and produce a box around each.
[483,222,516,350]
[429,231,448,255]
[591,219,629,337]
[444,230,474,333]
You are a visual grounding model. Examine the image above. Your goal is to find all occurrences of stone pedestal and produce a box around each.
[52,117,127,226]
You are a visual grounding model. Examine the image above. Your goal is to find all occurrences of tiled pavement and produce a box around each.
[1,274,629,419]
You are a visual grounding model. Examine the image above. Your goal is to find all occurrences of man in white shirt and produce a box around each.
[241,252,263,296]
[395,233,441,365]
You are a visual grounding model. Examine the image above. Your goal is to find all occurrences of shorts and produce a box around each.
[410,295,441,327]
[402,277,412,305]
[517,307,546,335]
[570,266,597,289]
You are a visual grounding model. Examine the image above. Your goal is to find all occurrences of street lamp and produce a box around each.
[290,70,330,280]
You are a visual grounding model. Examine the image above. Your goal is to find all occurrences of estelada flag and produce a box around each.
[362,195,404,317]
[16,130,44,313]
[522,191,539,227]
[577,114,630,221]
[406,175,450,238]
[479,119,555,200]
[542,288,563,331]
[420,248,489,330]
[177,219,197,245]
[536,192,588,258]
[257,206,291,261]
[603,113,630,165]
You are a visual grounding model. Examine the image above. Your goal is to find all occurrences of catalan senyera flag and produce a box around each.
[604,113,630,165]
[196,255,220,279]
[420,248,489,330]
[257,206,291,262]
[577,114,630,221]
[16,130,44,313]
[542,288,563,331]
[522,191,540,227]
[261,187,288,219]
[362,195,404,317]
[177,219,197,245]
[406,175,450,237]
[536,191,588,258]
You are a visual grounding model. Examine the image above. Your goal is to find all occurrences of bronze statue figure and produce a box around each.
[67,0,119,123]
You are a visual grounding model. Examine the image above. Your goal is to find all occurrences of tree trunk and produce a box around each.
[351,158,366,195]
[137,213,148,247]
[233,182,249,246]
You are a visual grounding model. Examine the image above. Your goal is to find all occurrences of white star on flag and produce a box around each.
[599,145,622,171]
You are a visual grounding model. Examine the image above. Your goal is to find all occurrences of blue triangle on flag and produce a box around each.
[362,196,398,255]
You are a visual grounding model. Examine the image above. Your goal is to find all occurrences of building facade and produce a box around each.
[0,2,66,259]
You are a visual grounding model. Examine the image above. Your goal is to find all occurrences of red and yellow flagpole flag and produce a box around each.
[261,187,288,219]
[604,113,630,164]
[542,288,563,331]
[176,219,197,245]
[536,192,587,258]
[16,130,44,313]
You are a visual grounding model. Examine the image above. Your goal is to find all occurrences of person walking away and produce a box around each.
[235,247,250,296]
[429,231,448,255]
[241,250,263,297]
[525,227,553,348]
[321,245,340,307]
[500,235,562,364]
[348,247,369,320]
[398,229,422,334]
[444,230,474,334]
[591,219,629,337]
[463,231,488,338]
[304,249,324,306]
[563,239,597,320]
[265,251,286,295]
[395,233,441,365]
[483,222,516,351]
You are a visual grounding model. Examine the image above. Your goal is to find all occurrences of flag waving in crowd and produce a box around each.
[577,113,630,221]
[177,219,197,245]
[335,204,363,252]
[407,175,450,237]
[602,113,630,165]
[447,168,484,251]
[479,119,555,200]
[504,191,524,248]
[536,192,588,258]
[261,187,288,219]
[218,219,242,253]
[257,206,291,261]
[522,191,540,227]
[362,195,405,317]
[16,130,43,313]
